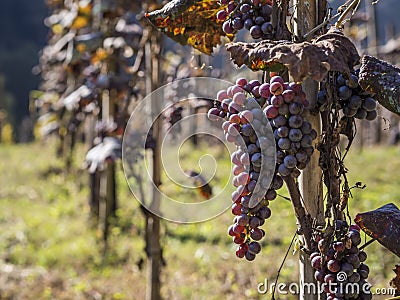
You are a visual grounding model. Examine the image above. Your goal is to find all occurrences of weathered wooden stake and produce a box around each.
[294,1,325,299]
[145,33,162,300]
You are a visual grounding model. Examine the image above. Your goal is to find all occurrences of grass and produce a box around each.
[0,139,399,299]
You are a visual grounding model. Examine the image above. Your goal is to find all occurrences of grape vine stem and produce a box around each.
[283,176,313,251]
[271,232,297,300]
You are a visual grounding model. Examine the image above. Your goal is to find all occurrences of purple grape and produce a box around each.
[271,95,283,107]
[341,262,354,276]
[301,135,313,148]
[249,216,260,228]
[343,106,357,117]
[248,241,261,254]
[223,21,234,34]
[227,3,236,13]
[338,85,352,100]
[249,170,259,181]
[232,18,244,30]
[250,228,263,240]
[278,163,291,176]
[276,126,289,138]
[241,123,254,136]
[301,121,312,134]
[261,4,272,16]
[272,115,287,127]
[288,115,303,128]
[365,110,377,121]
[251,152,262,167]
[261,22,273,34]
[288,102,304,115]
[251,85,261,97]
[258,206,271,219]
[271,175,283,190]
[255,16,265,25]
[207,108,220,122]
[245,251,256,261]
[346,74,359,88]
[310,129,317,140]
[337,74,346,86]
[295,151,308,163]
[354,108,367,119]
[327,259,341,273]
[362,97,377,111]
[247,180,257,192]
[289,128,303,142]
[247,143,259,155]
[348,95,362,110]
[277,137,290,150]
[283,155,297,169]
[282,89,295,103]
[236,214,249,226]
[311,255,322,269]
[240,3,251,13]
[244,18,254,30]
[250,25,262,39]
[278,103,289,115]
[217,10,228,21]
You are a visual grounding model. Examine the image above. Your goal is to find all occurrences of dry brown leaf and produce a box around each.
[226,27,359,82]
[358,55,400,116]
[146,0,228,55]
[354,203,400,258]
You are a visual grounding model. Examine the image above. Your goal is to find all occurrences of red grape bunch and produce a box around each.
[208,75,317,260]
[311,222,372,300]
[262,77,317,178]
[217,0,274,40]
[318,71,378,121]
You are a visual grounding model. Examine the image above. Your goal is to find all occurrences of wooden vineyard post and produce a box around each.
[144,32,163,300]
[294,1,325,299]
[101,88,117,247]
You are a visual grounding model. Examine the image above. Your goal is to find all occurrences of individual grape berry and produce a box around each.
[288,128,303,142]
[244,18,254,30]
[362,97,377,111]
[248,241,261,254]
[217,10,228,21]
[240,3,251,13]
[222,21,234,34]
[232,18,244,30]
[250,25,262,39]
[261,22,273,34]
[270,82,284,95]
[288,115,303,128]
[245,251,256,261]
[338,85,352,100]
[365,110,377,121]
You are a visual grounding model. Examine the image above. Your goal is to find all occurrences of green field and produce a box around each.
[0,140,399,299]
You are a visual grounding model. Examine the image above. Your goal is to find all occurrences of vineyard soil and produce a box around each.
[0,140,399,299]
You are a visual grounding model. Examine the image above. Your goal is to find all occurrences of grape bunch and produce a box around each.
[217,0,274,40]
[311,222,372,300]
[262,77,317,178]
[208,75,317,260]
[318,71,378,121]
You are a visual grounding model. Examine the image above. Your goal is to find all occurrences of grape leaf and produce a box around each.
[358,55,400,116]
[390,265,400,296]
[226,27,359,82]
[145,0,228,55]
[354,203,400,258]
